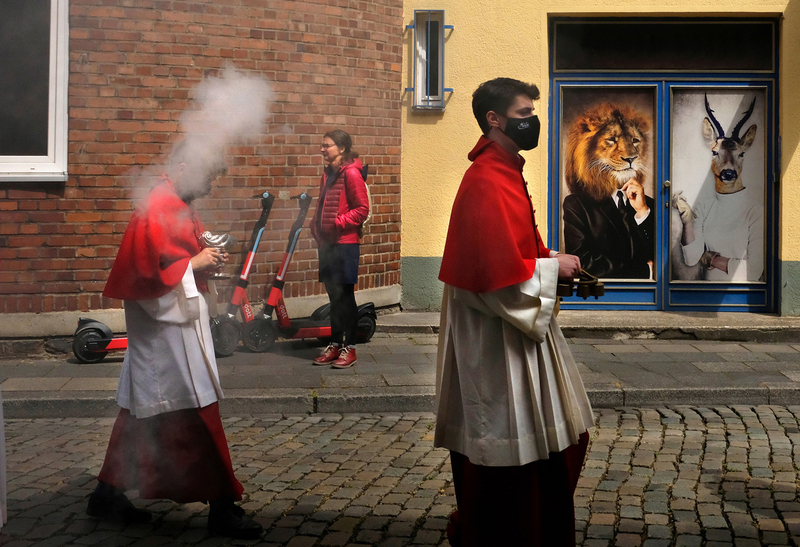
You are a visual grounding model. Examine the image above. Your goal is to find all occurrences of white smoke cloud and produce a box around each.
[181,65,273,147]
[167,65,274,198]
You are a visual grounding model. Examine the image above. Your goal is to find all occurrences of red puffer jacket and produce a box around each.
[311,158,369,245]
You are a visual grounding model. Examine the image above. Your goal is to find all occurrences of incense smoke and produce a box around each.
[166,66,274,198]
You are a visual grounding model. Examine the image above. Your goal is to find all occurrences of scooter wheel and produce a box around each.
[356,314,377,344]
[73,328,108,364]
[242,318,277,353]
[210,316,241,358]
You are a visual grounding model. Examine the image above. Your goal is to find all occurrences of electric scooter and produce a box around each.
[238,191,377,353]
[209,190,276,356]
[72,190,276,363]
[72,318,127,363]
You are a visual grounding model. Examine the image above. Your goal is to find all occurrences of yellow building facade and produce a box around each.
[400,0,800,314]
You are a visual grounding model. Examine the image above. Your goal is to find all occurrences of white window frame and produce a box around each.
[407,10,452,110]
[0,0,69,182]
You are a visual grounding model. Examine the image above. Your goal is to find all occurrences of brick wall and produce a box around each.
[0,0,403,314]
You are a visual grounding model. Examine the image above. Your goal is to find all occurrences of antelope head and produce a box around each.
[703,95,758,194]
[702,94,757,194]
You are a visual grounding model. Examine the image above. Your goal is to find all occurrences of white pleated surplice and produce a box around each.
[434,257,594,467]
[116,264,224,418]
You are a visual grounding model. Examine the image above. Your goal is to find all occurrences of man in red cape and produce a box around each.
[87,142,262,539]
[435,78,595,546]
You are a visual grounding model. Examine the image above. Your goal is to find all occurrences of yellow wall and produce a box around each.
[401,0,797,258]
[401,0,800,312]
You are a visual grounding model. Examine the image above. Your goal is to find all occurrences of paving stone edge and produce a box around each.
[4,384,800,419]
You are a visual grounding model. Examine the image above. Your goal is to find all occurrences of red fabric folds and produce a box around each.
[439,136,551,293]
[98,403,244,503]
[103,178,207,301]
[448,431,589,547]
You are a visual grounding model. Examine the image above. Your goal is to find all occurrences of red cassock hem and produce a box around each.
[448,431,590,547]
[98,403,244,503]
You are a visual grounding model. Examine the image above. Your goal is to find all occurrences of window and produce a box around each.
[552,19,774,72]
[0,0,69,181]
[407,10,452,109]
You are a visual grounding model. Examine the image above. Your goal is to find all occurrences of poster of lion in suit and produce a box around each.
[559,87,657,280]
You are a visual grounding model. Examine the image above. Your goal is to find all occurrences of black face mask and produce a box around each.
[502,115,540,150]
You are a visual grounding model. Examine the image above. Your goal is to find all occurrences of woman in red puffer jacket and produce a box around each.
[310,129,369,369]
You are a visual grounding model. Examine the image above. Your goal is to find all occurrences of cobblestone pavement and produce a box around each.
[2,407,800,546]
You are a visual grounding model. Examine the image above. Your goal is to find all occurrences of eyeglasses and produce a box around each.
[320,143,336,149]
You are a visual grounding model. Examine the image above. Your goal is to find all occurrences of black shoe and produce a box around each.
[86,491,151,525]
[208,501,263,539]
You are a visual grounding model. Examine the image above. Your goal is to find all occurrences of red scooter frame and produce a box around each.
[209,191,276,356]
[72,190,276,363]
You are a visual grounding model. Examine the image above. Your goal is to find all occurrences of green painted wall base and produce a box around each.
[781,261,800,316]
[401,256,443,311]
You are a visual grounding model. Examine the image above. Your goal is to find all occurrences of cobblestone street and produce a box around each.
[1,407,800,546]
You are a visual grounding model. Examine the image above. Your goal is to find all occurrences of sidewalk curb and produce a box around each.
[4,384,800,419]
[561,326,800,342]
[378,325,438,334]
[2,392,119,419]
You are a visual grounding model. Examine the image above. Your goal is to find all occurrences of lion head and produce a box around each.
[565,103,651,202]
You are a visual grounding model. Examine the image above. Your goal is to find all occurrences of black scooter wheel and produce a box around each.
[356,315,377,343]
[242,318,277,353]
[73,328,108,364]
[210,316,241,358]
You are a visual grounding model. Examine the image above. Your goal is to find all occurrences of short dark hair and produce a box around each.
[472,78,540,135]
[324,129,359,161]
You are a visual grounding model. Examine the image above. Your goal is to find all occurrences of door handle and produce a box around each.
[663,180,671,208]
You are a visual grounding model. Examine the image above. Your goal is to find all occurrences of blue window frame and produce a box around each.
[548,18,778,312]
[406,10,453,110]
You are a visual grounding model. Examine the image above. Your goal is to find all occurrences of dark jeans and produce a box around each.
[325,282,357,347]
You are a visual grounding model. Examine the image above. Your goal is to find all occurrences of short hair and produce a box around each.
[472,78,541,135]
[323,129,359,161]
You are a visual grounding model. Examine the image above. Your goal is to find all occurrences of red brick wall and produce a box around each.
[0,0,402,314]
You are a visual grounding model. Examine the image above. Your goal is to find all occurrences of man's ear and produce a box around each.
[486,110,503,130]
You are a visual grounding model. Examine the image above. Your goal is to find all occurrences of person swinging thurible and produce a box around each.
[87,141,263,539]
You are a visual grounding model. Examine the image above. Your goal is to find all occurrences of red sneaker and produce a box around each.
[331,346,357,369]
[313,344,340,365]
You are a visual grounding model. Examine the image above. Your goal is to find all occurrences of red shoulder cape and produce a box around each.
[438,136,550,293]
[103,178,206,301]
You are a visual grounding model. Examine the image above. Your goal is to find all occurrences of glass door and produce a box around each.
[663,84,776,311]
[548,18,778,312]
[550,82,662,309]
[549,81,776,311]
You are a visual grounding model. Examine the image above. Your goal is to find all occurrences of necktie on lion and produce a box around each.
[616,191,626,214]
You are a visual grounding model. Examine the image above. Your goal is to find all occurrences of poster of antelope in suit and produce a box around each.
[669,88,766,282]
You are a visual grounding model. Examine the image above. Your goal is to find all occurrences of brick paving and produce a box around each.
[2,407,800,546]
